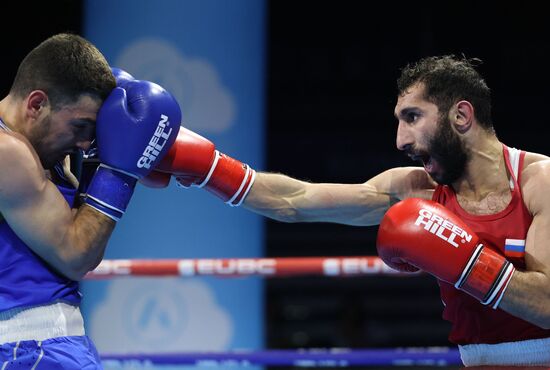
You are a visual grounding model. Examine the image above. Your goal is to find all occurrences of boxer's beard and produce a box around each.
[428,115,469,185]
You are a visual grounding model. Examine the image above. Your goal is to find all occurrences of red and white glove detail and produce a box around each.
[376,198,515,309]
[456,245,515,308]
[175,150,256,206]
[155,127,256,207]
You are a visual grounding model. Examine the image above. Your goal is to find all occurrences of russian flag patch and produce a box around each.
[504,239,526,258]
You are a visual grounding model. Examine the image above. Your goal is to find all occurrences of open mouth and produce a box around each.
[409,153,434,172]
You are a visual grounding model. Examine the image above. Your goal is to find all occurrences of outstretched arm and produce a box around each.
[144,122,435,226]
[243,167,436,226]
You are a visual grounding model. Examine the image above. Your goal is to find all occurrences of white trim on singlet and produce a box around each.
[459,336,550,366]
[506,146,521,190]
[0,302,85,344]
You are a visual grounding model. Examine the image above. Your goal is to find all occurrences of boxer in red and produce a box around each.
[142,55,550,366]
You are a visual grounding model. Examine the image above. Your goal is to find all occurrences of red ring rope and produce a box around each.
[85,256,420,279]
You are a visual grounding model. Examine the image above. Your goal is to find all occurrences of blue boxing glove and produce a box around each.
[111,67,135,88]
[108,67,174,189]
[84,80,181,220]
[77,67,135,206]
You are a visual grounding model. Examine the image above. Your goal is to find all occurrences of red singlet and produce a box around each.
[432,145,550,344]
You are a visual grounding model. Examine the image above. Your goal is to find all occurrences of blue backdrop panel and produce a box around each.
[82,1,266,368]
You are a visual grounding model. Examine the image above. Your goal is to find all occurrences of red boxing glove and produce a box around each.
[154,127,256,206]
[376,198,515,309]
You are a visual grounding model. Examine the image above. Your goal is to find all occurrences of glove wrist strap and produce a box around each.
[84,164,137,221]
[456,245,515,309]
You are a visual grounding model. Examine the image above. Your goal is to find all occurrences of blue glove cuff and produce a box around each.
[84,164,137,221]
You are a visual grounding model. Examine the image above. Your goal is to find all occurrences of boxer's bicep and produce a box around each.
[0,135,74,265]
[523,161,550,272]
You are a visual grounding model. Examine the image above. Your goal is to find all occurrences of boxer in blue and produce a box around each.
[0,34,180,369]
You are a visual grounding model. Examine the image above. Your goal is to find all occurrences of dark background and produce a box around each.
[265,0,550,355]
[4,0,550,365]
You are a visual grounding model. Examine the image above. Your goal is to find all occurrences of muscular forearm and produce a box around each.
[499,269,550,329]
[243,172,388,225]
[57,205,115,280]
[3,187,116,281]
[243,172,306,222]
